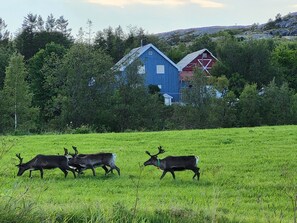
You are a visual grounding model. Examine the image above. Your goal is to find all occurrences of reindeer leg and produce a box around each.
[114,166,120,176]
[67,167,76,178]
[169,171,176,179]
[59,168,68,178]
[197,168,200,181]
[107,165,120,176]
[91,167,96,176]
[160,170,168,179]
[102,165,109,175]
[191,167,198,179]
[71,170,76,178]
[39,169,44,179]
[29,170,33,178]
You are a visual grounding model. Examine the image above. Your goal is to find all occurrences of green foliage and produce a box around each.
[0,53,37,133]
[272,41,297,90]
[190,34,217,53]
[0,126,297,222]
[261,80,294,125]
[113,60,165,131]
[61,43,114,129]
[14,13,73,60]
[238,84,261,126]
[28,43,67,130]
[215,37,279,89]
[0,44,13,90]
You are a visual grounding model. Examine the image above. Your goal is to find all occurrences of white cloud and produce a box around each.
[191,0,224,8]
[85,0,224,8]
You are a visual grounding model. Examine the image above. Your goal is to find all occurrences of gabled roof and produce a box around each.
[114,43,181,72]
[177,48,218,70]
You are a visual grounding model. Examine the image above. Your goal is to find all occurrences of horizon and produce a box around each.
[1,0,296,37]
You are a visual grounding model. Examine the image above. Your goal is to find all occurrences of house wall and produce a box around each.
[139,46,180,101]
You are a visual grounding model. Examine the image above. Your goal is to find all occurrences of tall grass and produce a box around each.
[0,125,296,222]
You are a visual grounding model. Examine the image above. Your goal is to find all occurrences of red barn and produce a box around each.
[177,48,218,82]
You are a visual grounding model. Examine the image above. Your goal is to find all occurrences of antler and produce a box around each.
[16,153,23,165]
[72,146,78,155]
[156,146,165,156]
[146,146,165,157]
[64,148,69,155]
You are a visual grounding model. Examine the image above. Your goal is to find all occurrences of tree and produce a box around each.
[28,43,67,130]
[182,69,214,107]
[22,13,38,31]
[0,45,13,90]
[261,80,294,125]
[0,53,37,133]
[46,14,56,32]
[0,18,10,44]
[215,37,278,90]
[112,60,165,131]
[272,42,297,91]
[36,15,45,32]
[60,43,114,130]
[179,69,214,128]
[190,34,217,54]
[56,16,72,37]
[238,84,261,126]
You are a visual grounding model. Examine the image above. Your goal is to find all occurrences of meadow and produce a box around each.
[0,125,296,222]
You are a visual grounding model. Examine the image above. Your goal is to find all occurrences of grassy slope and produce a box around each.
[0,125,296,222]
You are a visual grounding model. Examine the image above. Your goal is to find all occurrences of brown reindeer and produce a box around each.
[16,153,76,178]
[144,146,200,180]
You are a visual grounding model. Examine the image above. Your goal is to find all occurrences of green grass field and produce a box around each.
[0,125,296,222]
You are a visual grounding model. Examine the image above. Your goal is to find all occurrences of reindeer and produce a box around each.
[67,146,120,176]
[16,153,77,179]
[144,146,200,180]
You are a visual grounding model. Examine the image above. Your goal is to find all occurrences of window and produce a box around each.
[138,65,145,74]
[202,53,207,59]
[148,50,153,55]
[156,65,165,74]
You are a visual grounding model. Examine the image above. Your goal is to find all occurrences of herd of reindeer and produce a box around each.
[15,146,200,180]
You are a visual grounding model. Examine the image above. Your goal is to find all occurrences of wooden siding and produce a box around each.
[140,46,180,101]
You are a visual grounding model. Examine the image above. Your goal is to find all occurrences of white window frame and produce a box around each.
[138,65,145,74]
[156,65,165,74]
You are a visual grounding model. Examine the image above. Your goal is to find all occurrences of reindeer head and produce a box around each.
[16,153,25,176]
[67,146,83,167]
[64,147,73,160]
[144,146,165,166]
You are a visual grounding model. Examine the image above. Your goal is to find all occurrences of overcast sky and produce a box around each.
[2,0,296,36]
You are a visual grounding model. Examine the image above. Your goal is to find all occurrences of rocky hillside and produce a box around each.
[261,12,297,36]
[156,12,297,41]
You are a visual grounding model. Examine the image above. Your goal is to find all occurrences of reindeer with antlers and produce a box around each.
[144,146,200,180]
[65,146,120,176]
[16,153,77,179]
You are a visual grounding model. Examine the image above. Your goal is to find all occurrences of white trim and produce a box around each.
[114,43,181,72]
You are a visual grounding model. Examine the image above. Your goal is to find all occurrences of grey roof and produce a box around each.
[177,48,218,70]
[114,43,181,72]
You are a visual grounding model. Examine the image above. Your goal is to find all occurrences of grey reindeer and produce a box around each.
[66,146,120,176]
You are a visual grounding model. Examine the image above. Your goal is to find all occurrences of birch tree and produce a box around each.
[0,53,37,133]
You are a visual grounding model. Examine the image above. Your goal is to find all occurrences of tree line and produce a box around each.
[0,13,297,134]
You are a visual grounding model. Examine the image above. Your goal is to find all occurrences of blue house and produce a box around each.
[114,43,181,102]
